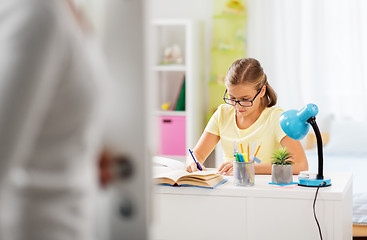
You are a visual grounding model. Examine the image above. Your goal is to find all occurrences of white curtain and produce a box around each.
[247,0,367,124]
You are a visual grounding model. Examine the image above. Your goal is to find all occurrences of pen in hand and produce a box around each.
[188,149,202,171]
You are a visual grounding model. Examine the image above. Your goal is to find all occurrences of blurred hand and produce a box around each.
[217,161,233,176]
[186,161,206,173]
[98,149,114,187]
[98,150,135,187]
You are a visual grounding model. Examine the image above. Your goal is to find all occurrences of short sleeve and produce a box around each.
[272,108,287,142]
[204,106,221,136]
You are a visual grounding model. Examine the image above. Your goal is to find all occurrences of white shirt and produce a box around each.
[0,1,104,239]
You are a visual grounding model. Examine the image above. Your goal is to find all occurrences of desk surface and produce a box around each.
[154,172,353,201]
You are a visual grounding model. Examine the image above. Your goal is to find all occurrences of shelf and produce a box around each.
[154,110,186,116]
[152,65,186,72]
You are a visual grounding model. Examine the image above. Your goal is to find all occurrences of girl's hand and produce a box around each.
[217,161,233,175]
[186,161,207,173]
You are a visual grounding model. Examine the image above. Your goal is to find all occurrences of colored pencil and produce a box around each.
[254,144,261,157]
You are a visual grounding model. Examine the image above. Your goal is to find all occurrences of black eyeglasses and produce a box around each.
[223,88,262,107]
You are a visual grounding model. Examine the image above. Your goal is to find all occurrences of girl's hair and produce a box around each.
[225,58,277,108]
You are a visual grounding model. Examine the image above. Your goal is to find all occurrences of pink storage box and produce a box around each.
[158,115,186,156]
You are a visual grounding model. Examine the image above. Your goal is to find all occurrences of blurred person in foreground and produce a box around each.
[0,0,107,239]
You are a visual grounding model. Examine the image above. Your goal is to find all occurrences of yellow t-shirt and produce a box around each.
[205,104,287,164]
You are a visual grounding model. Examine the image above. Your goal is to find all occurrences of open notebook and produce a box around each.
[153,156,227,189]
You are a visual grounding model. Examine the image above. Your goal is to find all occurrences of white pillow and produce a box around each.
[324,119,367,155]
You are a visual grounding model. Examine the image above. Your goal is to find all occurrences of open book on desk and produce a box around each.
[153,156,227,189]
[153,156,186,173]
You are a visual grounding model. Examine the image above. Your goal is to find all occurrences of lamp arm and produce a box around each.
[307,117,324,180]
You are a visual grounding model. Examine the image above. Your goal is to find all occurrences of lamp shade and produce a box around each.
[279,104,319,140]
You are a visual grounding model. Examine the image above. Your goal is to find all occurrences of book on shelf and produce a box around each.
[153,156,227,189]
[173,76,185,111]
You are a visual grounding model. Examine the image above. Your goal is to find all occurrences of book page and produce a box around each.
[183,169,218,177]
[153,166,176,176]
[154,169,188,182]
[152,156,185,170]
[178,170,221,181]
[177,170,225,188]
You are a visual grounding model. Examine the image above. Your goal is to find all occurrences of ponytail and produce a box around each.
[263,76,277,107]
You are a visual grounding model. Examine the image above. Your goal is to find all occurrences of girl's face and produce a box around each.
[225,83,265,117]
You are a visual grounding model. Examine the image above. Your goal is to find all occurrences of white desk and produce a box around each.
[151,173,352,240]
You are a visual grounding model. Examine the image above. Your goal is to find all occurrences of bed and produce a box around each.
[305,119,367,237]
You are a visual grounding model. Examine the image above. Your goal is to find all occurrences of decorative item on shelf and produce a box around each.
[161,101,171,111]
[271,148,294,184]
[280,103,331,187]
[161,44,183,64]
[224,0,245,15]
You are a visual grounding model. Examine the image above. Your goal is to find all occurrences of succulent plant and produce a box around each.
[272,148,294,165]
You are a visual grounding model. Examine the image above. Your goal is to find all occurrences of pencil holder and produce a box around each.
[233,160,255,187]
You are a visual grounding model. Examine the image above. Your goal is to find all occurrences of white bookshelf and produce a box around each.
[153,111,187,116]
[152,65,187,72]
[147,19,204,159]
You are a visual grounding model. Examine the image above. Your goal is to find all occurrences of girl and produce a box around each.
[186,58,308,175]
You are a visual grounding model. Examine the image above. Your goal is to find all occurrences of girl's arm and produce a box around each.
[254,163,272,175]
[186,131,220,172]
[280,136,309,174]
[255,136,308,175]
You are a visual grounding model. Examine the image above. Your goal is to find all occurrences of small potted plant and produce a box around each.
[271,148,294,184]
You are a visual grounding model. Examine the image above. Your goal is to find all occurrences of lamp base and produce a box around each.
[298,177,331,187]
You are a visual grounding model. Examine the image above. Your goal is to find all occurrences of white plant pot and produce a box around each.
[272,164,293,184]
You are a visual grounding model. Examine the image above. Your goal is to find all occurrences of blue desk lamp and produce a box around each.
[280,104,331,187]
